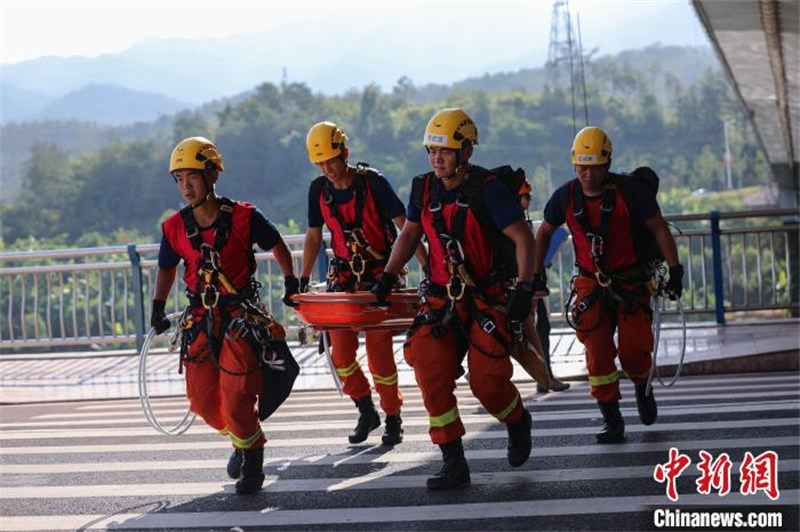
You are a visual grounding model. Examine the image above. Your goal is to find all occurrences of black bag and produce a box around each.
[258,340,300,421]
[623,166,664,266]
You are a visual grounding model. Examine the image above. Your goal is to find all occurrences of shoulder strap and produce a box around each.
[321,173,365,231]
[571,180,586,229]
[214,197,235,251]
[410,174,428,213]
[179,206,202,251]
[359,167,399,243]
[557,181,572,218]
[613,173,635,217]
[460,166,492,229]
[179,197,235,252]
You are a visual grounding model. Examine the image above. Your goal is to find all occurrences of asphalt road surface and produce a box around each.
[1,372,798,531]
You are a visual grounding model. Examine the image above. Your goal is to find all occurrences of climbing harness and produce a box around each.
[317,164,396,291]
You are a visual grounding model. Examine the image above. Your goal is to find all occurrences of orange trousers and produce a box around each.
[403,294,523,445]
[184,309,265,449]
[573,275,654,403]
[329,329,402,415]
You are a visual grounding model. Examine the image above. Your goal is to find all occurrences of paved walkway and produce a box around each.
[0,320,797,404]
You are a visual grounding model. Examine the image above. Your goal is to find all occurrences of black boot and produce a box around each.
[349,395,381,444]
[226,449,243,479]
[596,401,625,444]
[235,448,265,494]
[427,438,471,490]
[381,412,403,446]
[507,409,532,467]
[635,382,658,425]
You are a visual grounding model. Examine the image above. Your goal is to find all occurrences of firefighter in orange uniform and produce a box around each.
[300,122,426,446]
[533,127,684,443]
[151,137,299,494]
[372,109,534,489]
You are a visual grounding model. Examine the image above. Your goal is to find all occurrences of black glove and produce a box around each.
[664,264,684,301]
[371,272,397,306]
[282,276,300,307]
[506,281,535,323]
[150,300,170,335]
[299,276,310,293]
[531,272,549,297]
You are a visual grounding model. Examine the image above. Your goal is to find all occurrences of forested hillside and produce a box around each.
[0,46,771,249]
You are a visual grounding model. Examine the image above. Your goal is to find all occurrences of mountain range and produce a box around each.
[1,43,718,203]
[2,37,715,127]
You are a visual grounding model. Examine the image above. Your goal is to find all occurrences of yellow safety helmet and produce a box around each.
[422,108,479,150]
[307,121,348,164]
[570,127,612,165]
[169,137,225,174]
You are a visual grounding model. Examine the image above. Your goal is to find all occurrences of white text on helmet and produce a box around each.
[425,133,448,145]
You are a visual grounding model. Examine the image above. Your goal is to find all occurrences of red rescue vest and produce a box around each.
[417,172,497,286]
[564,180,639,274]
[162,201,256,295]
[311,169,395,260]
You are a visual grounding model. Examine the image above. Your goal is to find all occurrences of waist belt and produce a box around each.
[186,281,258,309]
[423,277,508,301]
[578,264,651,285]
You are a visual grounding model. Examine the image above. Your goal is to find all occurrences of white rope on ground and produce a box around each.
[138,313,195,436]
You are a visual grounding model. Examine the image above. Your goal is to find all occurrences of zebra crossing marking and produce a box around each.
[3,491,795,531]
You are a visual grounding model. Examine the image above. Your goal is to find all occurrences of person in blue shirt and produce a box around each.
[518,182,571,393]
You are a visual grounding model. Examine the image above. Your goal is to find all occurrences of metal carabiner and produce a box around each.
[350,228,367,248]
[349,253,366,277]
[225,317,247,341]
[447,274,465,301]
[444,237,466,264]
[587,233,604,260]
[201,284,220,308]
[595,270,612,288]
[200,242,221,272]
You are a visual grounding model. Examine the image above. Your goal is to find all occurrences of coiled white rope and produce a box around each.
[646,296,687,395]
[138,313,196,436]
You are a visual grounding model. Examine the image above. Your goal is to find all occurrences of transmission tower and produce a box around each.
[545,0,589,133]
[545,0,575,92]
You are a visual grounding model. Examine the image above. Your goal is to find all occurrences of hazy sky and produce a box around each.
[2,0,709,66]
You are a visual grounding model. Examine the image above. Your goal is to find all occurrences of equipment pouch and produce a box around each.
[258,340,300,421]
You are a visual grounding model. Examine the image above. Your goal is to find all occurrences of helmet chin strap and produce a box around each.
[440,148,469,181]
[190,174,215,209]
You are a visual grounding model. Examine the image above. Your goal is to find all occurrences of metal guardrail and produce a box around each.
[543,209,799,324]
[1,209,797,351]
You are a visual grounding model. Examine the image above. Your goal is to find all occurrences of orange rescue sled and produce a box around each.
[292,289,420,331]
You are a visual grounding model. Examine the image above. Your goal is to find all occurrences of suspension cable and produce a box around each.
[565,0,577,136]
[576,12,590,126]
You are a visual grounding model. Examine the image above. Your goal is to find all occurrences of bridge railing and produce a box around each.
[543,208,798,324]
[1,209,797,352]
